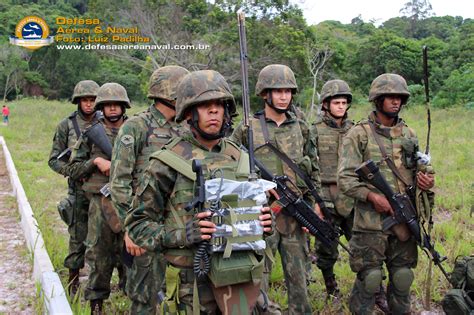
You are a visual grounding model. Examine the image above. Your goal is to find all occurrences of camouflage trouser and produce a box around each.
[63,182,88,270]
[266,226,312,314]
[314,209,353,277]
[161,266,261,314]
[348,232,418,315]
[127,251,166,314]
[84,194,125,301]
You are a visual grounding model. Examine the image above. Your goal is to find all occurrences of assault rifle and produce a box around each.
[83,121,113,160]
[254,156,351,255]
[83,121,113,197]
[355,160,450,282]
[185,159,211,278]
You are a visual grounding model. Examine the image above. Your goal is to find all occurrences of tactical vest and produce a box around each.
[82,123,120,194]
[353,118,418,232]
[251,112,305,185]
[151,137,251,268]
[132,108,181,191]
[315,116,353,185]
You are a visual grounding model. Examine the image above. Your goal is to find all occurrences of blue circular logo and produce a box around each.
[21,22,43,39]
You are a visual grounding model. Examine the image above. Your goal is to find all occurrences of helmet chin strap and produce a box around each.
[376,98,401,118]
[265,91,290,114]
[102,104,126,123]
[187,107,231,141]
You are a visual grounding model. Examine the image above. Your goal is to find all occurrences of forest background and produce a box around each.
[0,0,472,109]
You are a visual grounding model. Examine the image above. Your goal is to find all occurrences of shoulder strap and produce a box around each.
[258,114,271,143]
[69,112,81,138]
[154,138,196,181]
[368,121,411,187]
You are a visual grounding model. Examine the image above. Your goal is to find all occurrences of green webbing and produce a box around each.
[161,265,181,314]
[155,150,196,181]
[223,235,263,258]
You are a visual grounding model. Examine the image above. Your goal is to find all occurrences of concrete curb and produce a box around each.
[0,136,72,315]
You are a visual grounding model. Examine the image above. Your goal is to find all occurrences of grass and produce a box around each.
[0,98,472,313]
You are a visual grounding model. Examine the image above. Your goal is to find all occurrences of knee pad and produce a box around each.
[391,268,414,294]
[362,268,383,294]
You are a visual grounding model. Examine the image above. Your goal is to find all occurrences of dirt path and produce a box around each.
[0,146,36,314]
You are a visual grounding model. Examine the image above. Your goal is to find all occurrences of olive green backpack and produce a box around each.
[442,255,474,315]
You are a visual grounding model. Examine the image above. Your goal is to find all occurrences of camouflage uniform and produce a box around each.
[68,83,130,305]
[125,70,265,314]
[230,64,320,314]
[338,74,432,314]
[48,80,99,276]
[312,80,354,296]
[110,65,189,314]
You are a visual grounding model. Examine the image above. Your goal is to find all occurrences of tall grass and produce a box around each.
[0,98,472,313]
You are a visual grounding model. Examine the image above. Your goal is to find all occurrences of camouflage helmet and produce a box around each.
[95,83,131,109]
[320,79,352,104]
[255,64,298,95]
[175,70,235,123]
[71,80,99,104]
[147,65,190,101]
[369,73,410,103]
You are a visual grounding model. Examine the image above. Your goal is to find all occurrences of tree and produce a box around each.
[399,0,434,37]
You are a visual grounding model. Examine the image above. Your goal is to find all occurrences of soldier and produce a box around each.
[231,64,321,314]
[311,79,354,300]
[338,73,435,314]
[109,65,189,314]
[125,70,273,313]
[68,83,130,313]
[48,80,100,295]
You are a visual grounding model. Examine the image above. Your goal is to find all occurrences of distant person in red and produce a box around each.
[2,105,9,125]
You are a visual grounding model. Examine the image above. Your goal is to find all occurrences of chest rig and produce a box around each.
[154,137,266,288]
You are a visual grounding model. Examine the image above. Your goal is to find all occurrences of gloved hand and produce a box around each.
[185,211,216,246]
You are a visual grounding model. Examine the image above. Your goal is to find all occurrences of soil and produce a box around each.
[0,145,36,314]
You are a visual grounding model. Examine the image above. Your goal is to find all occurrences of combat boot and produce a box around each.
[90,299,103,314]
[323,273,341,299]
[67,268,80,297]
[255,290,282,315]
[374,284,390,314]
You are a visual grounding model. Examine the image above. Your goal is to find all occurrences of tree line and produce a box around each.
[0,0,472,109]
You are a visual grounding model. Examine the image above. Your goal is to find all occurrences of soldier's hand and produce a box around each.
[416,172,435,190]
[185,211,216,244]
[267,188,280,200]
[314,203,324,219]
[124,232,146,256]
[367,192,394,216]
[94,157,111,176]
[260,206,272,233]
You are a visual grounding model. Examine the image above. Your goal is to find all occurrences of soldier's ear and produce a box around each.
[184,110,192,121]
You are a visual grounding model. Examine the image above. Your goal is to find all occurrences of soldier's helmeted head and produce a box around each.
[255,64,298,114]
[369,73,410,118]
[175,70,235,140]
[148,65,190,110]
[71,80,100,117]
[320,79,352,119]
[95,83,131,123]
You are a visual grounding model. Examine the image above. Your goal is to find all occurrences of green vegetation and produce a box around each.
[0,98,472,312]
[0,0,472,109]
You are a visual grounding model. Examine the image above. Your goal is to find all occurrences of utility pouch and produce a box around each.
[161,265,185,315]
[209,251,264,288]
[442,289,474,315]
[101,196,122,233]
[57,195,75,226]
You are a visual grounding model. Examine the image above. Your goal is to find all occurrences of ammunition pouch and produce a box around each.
[161,265,186,315]
[209,251,264,288]
[101,196,122,233]
[57,195,75,226]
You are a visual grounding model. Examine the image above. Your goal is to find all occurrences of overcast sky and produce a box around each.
[296,0,473,25]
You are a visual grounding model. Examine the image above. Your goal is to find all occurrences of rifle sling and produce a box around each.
[70,112,81,139]
[257,114,324,205]
[368,121,411,187]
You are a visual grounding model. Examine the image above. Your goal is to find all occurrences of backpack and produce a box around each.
[442,255,474,315]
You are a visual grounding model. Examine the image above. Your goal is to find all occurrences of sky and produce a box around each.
[296,0,473,26]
